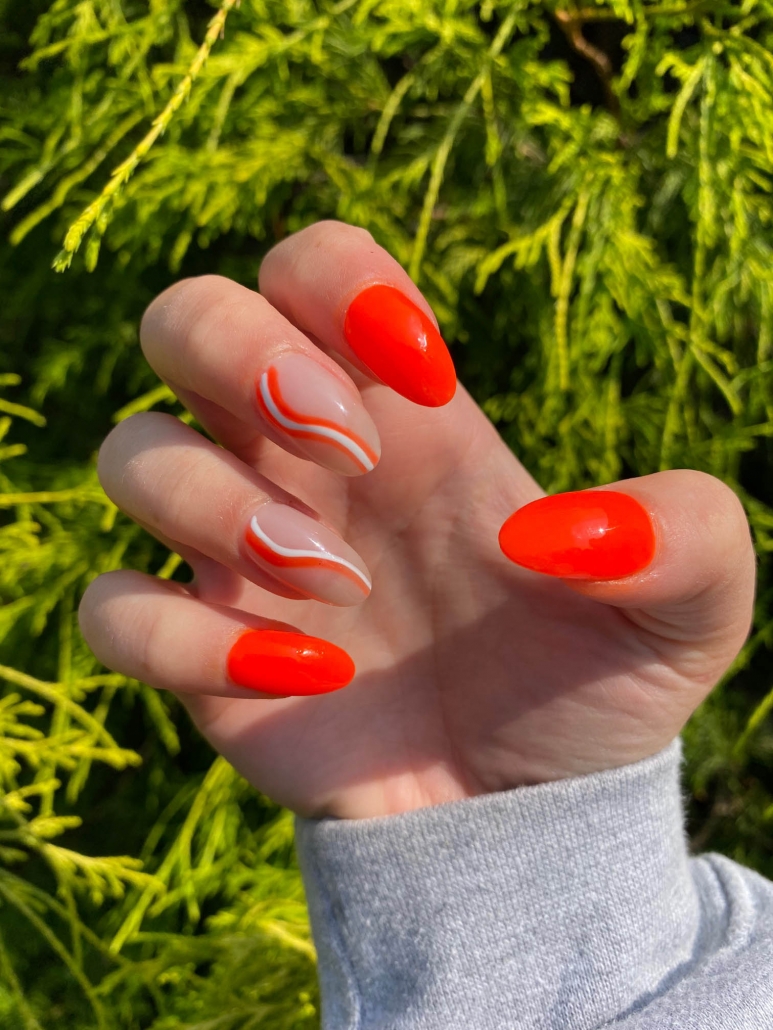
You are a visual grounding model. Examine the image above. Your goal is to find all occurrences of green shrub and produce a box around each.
[1,0,773,1025]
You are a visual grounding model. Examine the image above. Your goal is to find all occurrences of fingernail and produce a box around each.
[227,629,355,696]
[498,490,656,580]
[257,352,381,475]
[244,503,372,606]
[343,284,456,407]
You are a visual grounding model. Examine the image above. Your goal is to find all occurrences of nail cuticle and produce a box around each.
[255,352,380,475]
[243,502,372,606]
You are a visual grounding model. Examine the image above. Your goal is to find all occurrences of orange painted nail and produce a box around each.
[343,284,456,407]
[498,490,656,580]
[227,629,355,696]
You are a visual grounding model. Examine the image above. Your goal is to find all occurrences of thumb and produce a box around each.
[499,470,755,673]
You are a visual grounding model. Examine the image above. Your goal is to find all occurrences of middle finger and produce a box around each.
[140,275,381,477]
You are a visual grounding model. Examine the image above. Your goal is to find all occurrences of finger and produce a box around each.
[498,470,755,669]
[140,275,381,476]
[78,571,355,698]
[259,221,456,407]
[99,412,372,607]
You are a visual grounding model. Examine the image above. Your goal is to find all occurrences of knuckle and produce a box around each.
[684,470,748,524]
[262,220,373,278]
[297,220,373,246]
[79,571,168,682]
[135,603,167,683]
[140,275,250,370]
[97,412,179,499]
[180,285,269,370]
[679,471,754,561]
[78,571,135,659]
[159,456,212,526]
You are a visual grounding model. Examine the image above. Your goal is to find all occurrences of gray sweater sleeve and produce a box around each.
[294,741,773,1029]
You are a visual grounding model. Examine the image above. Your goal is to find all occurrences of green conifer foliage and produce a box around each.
[1,0,773,1024]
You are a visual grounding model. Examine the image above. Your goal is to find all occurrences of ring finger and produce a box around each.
[98,411,372,607]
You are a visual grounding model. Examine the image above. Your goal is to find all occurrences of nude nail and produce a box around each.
[256,352,381,475]
[243,502,372,606]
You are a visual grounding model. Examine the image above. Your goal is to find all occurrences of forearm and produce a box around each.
[296,742,773,1029]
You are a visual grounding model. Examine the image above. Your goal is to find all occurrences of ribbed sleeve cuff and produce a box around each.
[295,741,703,1030]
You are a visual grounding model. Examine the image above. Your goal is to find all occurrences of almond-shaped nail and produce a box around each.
[244,503,372,606]
[343,284,456,407]
[227,629,355,695]
[498,490,656,580]
[256,352,380,475]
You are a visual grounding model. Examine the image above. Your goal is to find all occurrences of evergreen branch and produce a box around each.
[666,58,706,159]
[0,399,46,428]
[10,111,144,247]
[564,0,718,21]
[0,664,138,757]
[690,342,742,414]
[371,71,417,158]
[734,685,773,758]
[110,758,235,952]
[113,383,177,422]
[555,189,590,392]
[2,868,129,965]
[660,349,694,469]
[257,918,316,960]
[409,7,520,281]
[156,552,184,582]
[553,9,620,117]
[0,924,43,1030]
[52,0,242,272]
[206,70,242,153]
[0,873,107,1029]
[0,488,104,507]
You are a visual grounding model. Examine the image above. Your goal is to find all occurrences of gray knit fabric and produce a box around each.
[295,741,773,1029]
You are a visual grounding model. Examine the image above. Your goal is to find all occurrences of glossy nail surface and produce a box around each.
[499,490,656,580]
[244,503,372,606]
[227,629,355,695]
[256,352,380,475]
[343,284,456,407]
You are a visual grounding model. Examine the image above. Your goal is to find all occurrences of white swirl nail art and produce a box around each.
[246,514,372,596]
[257,365,378,473]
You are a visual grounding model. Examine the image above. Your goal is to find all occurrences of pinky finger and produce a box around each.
[78,571,356,698]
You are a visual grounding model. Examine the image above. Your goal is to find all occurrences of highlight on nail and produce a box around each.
[343,283,456,407]
[244,502,372,606]
[498,490,656,581]
[256,353,380,475]
[227,628,356,696]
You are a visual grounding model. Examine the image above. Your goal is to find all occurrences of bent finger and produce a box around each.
[140,274,381,476]
[499,470,755,672]
[259,221,456,407]
[78,571,355,698]
[98,412,372,607]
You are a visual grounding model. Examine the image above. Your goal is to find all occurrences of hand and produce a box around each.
[79,221,755,819]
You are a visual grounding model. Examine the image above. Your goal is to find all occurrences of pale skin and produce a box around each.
[79,221,756,820]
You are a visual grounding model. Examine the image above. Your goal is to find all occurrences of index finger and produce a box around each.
[258,221,457,407]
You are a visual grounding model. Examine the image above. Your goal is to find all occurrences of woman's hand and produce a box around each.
[79,221,755,819]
